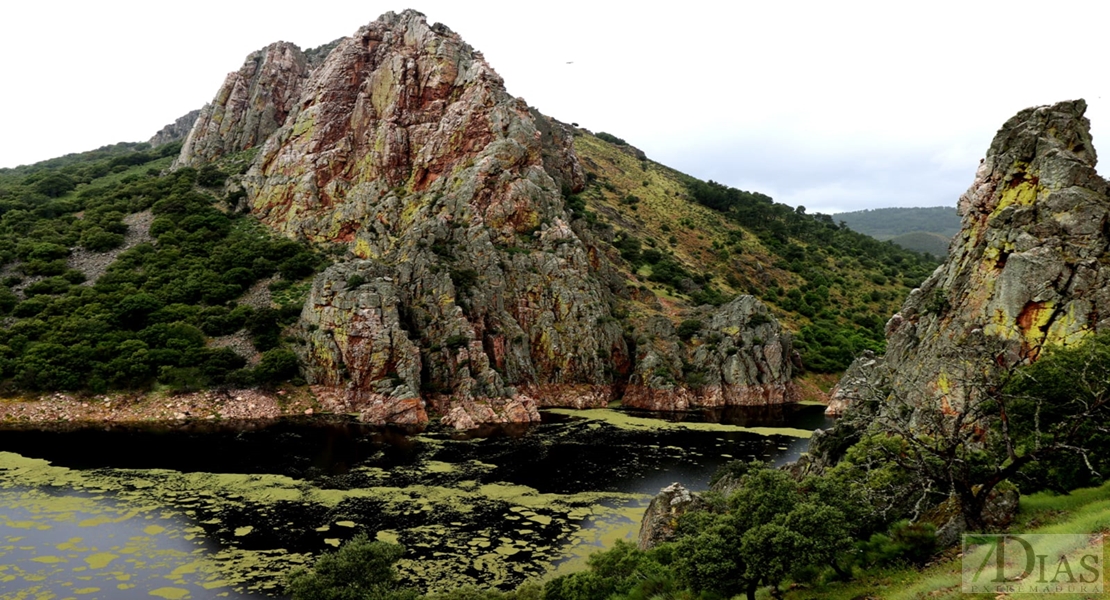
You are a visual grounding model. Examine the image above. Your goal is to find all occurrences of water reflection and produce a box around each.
[0,487,265,599]
[0,404,832,595]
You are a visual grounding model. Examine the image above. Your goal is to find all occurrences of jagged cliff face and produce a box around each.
[624,296,798,411]
[176,10,797,426]
[149,110,200,147]
[177,42,310,166]
[828,99,1110,417]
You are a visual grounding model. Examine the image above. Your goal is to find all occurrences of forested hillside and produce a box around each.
[0,131,941,398]
[0,142,321,393]
[573,132,939,372]
[835,206,960,239]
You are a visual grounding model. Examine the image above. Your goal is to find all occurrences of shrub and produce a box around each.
[346,274,367,289]
[196,165,228,188]
[595,132,627,146]
[676,319,702,341]
[286,534,416,600]
[445,334,469,350]
[80,227,125,252]
[255,348,300,384]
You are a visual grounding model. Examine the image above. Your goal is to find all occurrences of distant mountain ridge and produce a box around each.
[835,206,960,239]
[835,206,959,256]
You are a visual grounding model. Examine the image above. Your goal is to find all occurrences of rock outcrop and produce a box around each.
[829,99,1110,418]
[823,350,878,417]
[149,110,200,147]
[637,482,706,550]
[177,10,801,427]
[177,42,311,167]
[623,296,799,411]
[297,260,426,425]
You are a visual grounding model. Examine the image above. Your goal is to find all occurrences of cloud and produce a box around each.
[640,133,974,213]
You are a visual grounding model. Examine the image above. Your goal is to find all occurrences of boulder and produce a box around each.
[637,482,707,550]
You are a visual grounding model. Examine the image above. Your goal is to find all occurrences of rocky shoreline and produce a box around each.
[0,388,321,424]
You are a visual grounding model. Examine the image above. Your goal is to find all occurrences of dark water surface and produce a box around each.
[0,404,831,599]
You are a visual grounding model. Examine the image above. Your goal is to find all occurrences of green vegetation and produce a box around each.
[0,143,321,393]
[835,206,961,240]
[887,231,951,258]
[839,331,1110,532]
[288,535,418,600]
[784,481,1110,599]
[573,133,941,374]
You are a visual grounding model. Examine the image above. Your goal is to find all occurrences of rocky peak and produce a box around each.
[623,295,799,411]
[177,10,800,427]
[637,482,706,550]
[148,109,200,147]
[177,41,311,167]
[831,99,1110,416]
[243,9,583,240]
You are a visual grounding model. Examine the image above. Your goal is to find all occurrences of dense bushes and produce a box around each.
[0,144,320,393]
[287,534,417,600]
[594,132,627,146]
[514,461,922,600]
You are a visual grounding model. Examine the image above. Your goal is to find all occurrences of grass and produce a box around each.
[785,481,1110,599]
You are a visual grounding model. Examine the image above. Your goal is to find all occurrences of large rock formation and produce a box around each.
[177,10,800,427]
[623,296,798,411]
[149,110,200,147]
[830,99,1110,419]
[177,41,311,166]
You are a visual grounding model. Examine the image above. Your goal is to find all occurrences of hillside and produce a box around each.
[836,206,959,256]
[835,206,960,239]
[0,141,321,396]
[571,132,938,372]
[0,10,940,427]
[887,230,951,257]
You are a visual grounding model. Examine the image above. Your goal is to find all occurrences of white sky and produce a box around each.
[1,0,1107,213]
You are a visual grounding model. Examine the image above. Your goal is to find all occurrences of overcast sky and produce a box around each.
[1,1,1106,213]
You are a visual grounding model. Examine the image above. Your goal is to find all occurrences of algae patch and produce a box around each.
[544,408,815,438]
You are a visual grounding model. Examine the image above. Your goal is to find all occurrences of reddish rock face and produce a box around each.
[245,11,583,243]
[178,42,310,166]
[234,11,622,426]
[178,10,797,428]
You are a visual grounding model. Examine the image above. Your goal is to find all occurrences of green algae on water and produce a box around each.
[0,449,648,594]
[544,408,815,438]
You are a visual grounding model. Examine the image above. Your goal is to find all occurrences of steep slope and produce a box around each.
[172,10,815,426]
[177,41,312,167]
[827,99,1110,417]
[232,11,630,426]
[569,132,938,377]
[164,10,945,427]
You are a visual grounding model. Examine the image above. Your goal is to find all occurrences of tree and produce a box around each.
[848,332,1110,531]
[544,541,674,600]
[671,463,857,600]
[286,534,417,600]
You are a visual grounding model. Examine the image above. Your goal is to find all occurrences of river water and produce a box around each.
[0,404,831,600]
